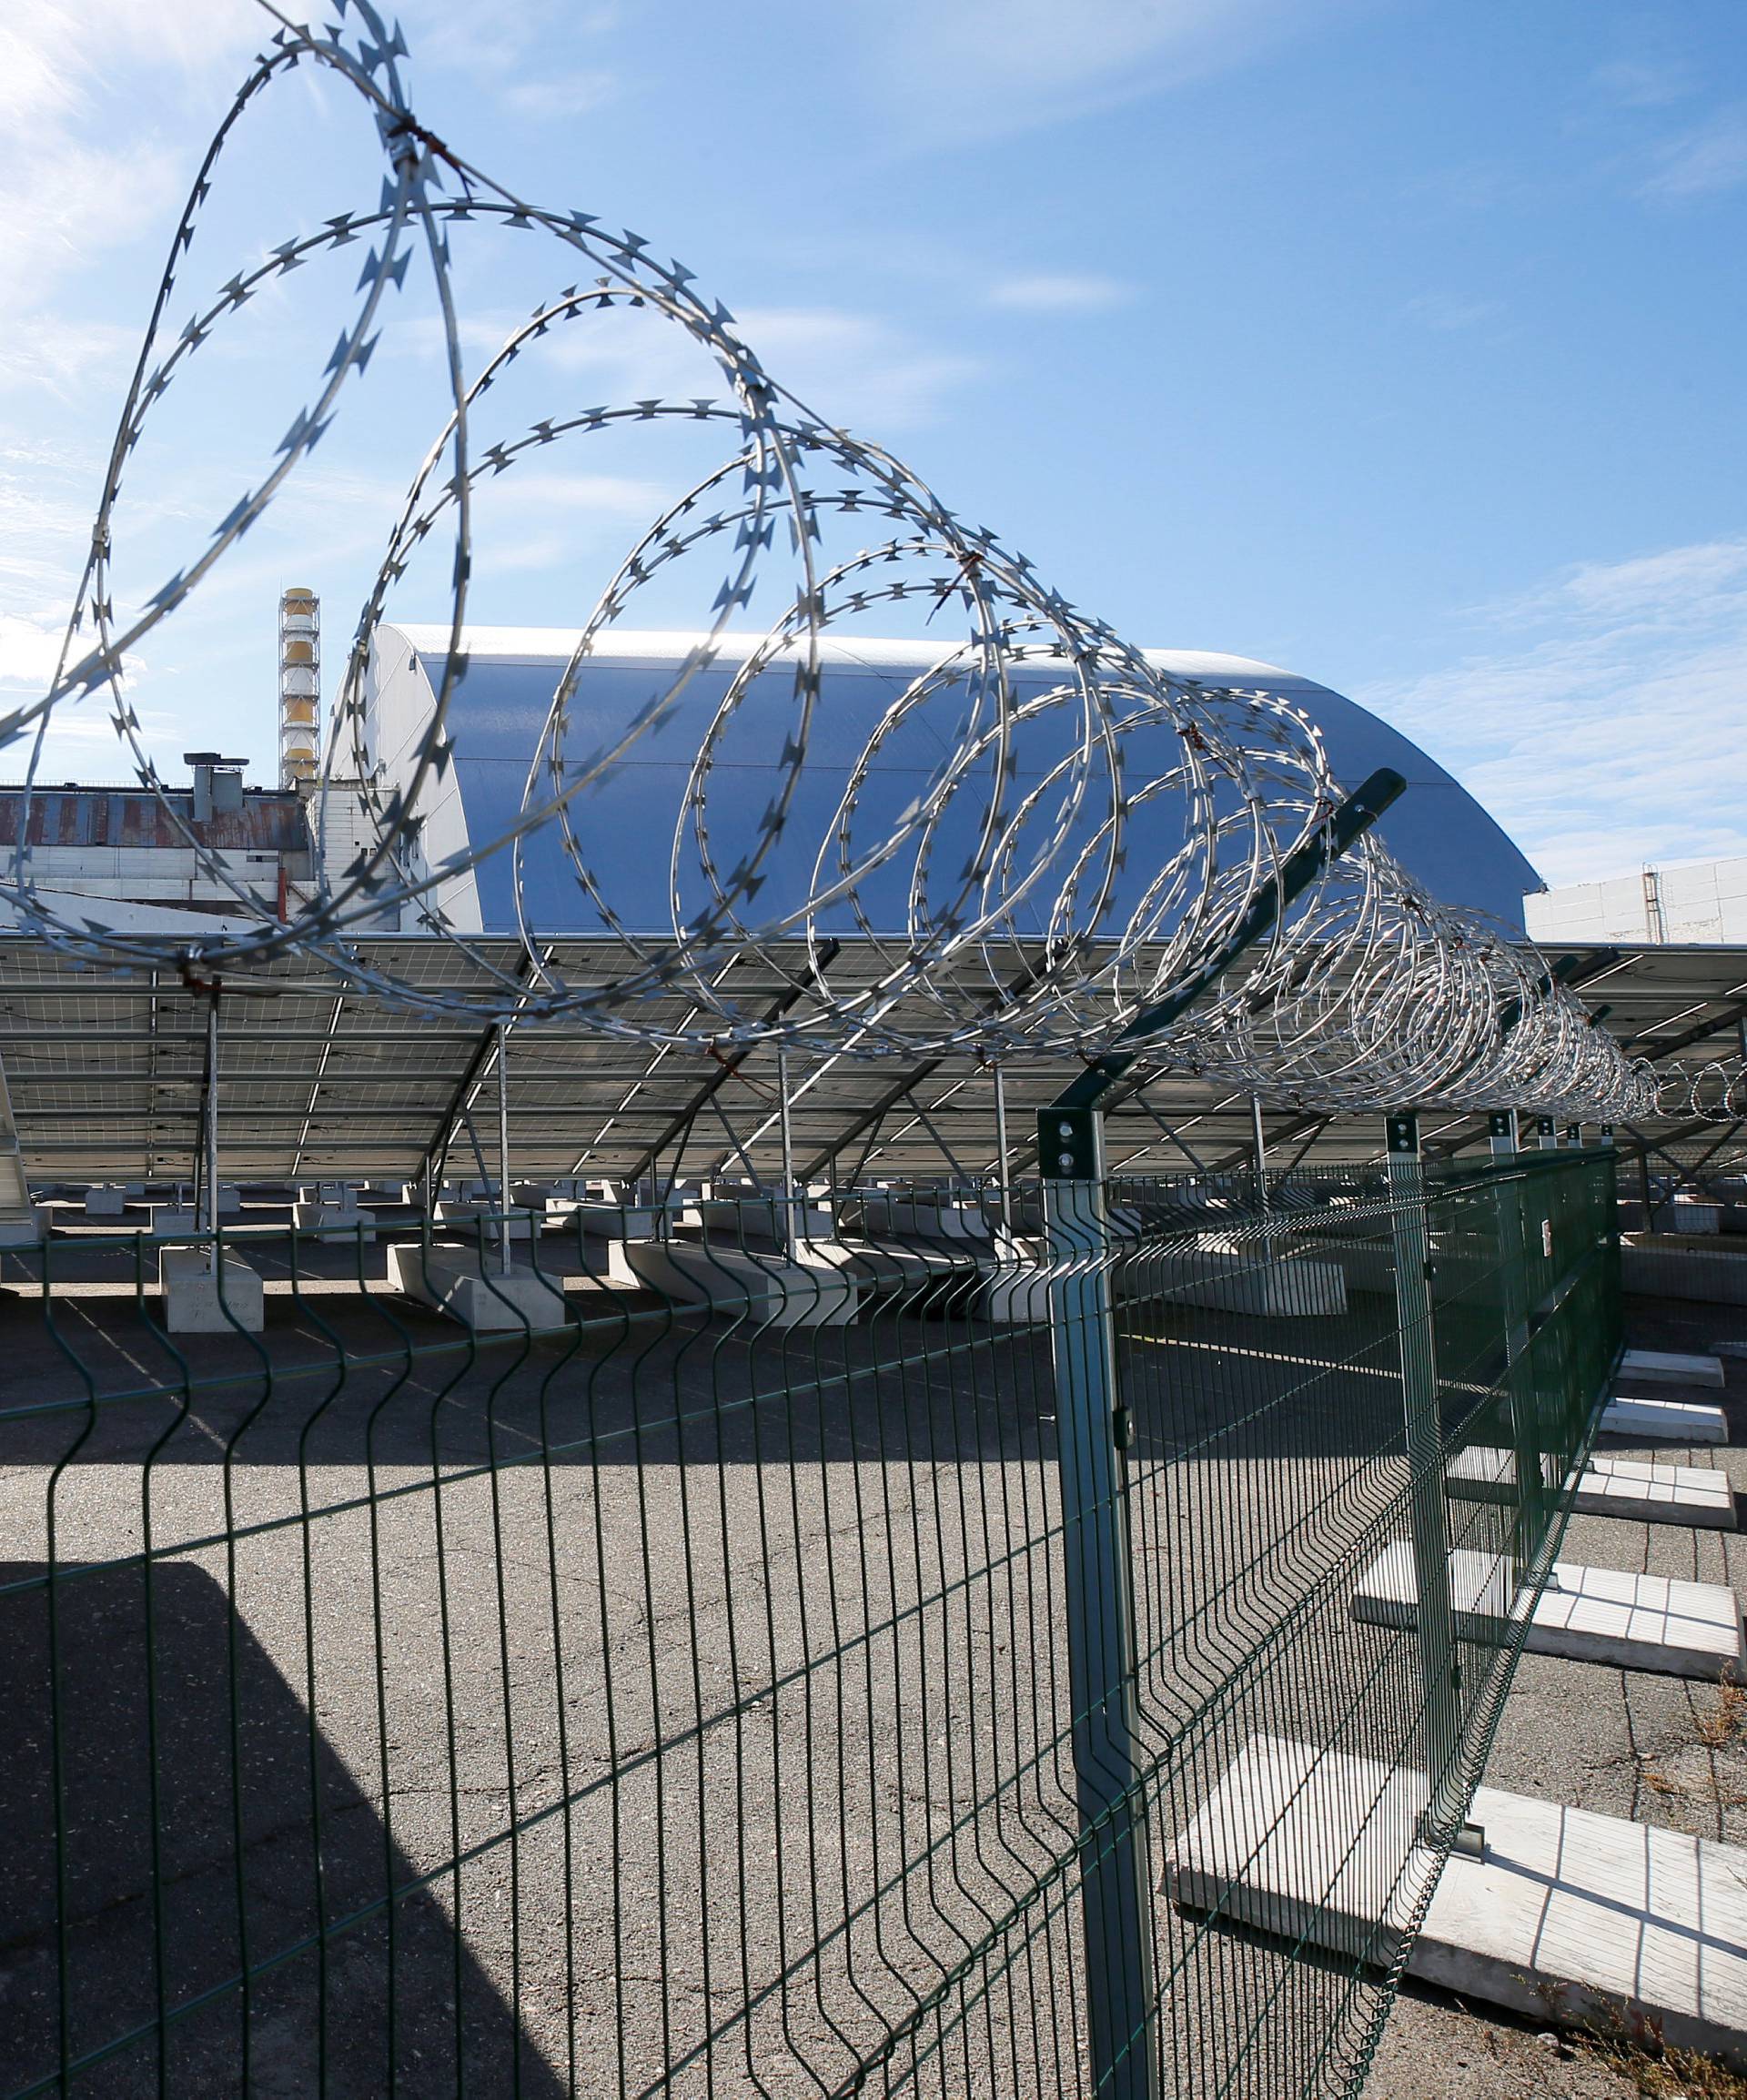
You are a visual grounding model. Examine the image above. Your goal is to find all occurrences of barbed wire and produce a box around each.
[0,0,1655,1121]
[1656,1063,1747,1123]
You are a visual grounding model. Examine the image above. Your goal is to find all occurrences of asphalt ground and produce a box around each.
[0,1206,1692,2099]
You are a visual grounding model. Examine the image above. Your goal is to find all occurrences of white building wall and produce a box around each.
[1525,854,1747,945]
[0,846,286,916]
[360,630,481,934]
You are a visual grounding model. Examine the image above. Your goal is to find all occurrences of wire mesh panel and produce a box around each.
[0,1148,1617,2098]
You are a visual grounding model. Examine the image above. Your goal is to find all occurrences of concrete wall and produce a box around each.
[1527,854,1747,945]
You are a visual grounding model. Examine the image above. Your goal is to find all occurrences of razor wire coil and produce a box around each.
[0,0,1656,1123]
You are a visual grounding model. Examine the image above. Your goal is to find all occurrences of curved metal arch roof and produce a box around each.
[368,625,1541,934]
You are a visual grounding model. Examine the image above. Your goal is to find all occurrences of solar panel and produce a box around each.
[0,934,1740,1186]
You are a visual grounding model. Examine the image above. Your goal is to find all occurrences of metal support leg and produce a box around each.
[1038,1105,1157,2100]
[1385,1113,1464,1840]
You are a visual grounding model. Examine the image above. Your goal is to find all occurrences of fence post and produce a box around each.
[1038,1103,1157,2100]
[200,988,221,1245]
[1487,1113,1541,1577]
[496,1021,513,1276]
[1385,1113,1465,1839]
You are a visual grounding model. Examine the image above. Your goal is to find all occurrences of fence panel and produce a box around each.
[0,1147,1617,2098]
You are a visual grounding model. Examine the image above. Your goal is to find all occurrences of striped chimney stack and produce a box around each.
[278,587,319,788]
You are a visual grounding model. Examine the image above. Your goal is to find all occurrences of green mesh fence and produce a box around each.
[0,1144,1618,2097]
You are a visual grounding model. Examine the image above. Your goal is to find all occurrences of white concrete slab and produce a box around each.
[959,1240,1054,1324]
[853,1195,996,1243]
[1623,1243,1747,1306]
[802,1236,970,1303]
[1166,1735,1442,1964]
[292,1202,379,1242]
[682,1197,836,1243]
[1621,1348,1726,1388]
[386,1243,570,1331]
[158,1247,265,1334]
[1353,1540,1744,1679]
[1601,1395,1728,1443]
[435,1201,535,1240]
[1166,1736,1747,2069]
[574,1201,672,1240]
[153,1188,242,1224]
[610,1238,861,1326]
[1141,1239,1348,1317]
[1288,1232,1395,1294]
[1447,1444,1736,1528]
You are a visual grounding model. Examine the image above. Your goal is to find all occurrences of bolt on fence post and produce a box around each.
[1488,1112,1540,1582]
[1385,1113,1465,1839]
[1037,1103,1158,2100]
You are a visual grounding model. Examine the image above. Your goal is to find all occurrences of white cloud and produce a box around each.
[476,469,665,516]
[0,0,257,300]
[1400,290,1500,333]
[387,296,984,433]
[987,272,1134,315]
[736,308,983,431]
[1641,104,1747,198]
[500,66,617,118]
[0,611,71,691]
[853,0,1359,145]
[0,3,264,390]
[1357,536,1747,887]
[412,0,620,113]
[1584,58,1691,112]
[1553,540,1747,619]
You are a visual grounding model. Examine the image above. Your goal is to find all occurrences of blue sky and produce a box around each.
[2,0,1743,890]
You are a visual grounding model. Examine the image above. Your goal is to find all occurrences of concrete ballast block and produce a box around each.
[1352,1540,1744,1680]
[1601,1396,1728,1443]
[1140,1241,1348,1318]
[292,1201,379,1242]
[1446,1444,1735,1529]
[1166,1735,1747,2069]
[387,1244,569,1331]
[158,1247,265,1333]
[610,1238,860,1326]
[1621,1348,1726,1388]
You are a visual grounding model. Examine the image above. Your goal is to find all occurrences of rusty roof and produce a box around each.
[0,787,308,853]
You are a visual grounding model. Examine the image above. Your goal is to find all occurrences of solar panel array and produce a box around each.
[1,934,1740,1189]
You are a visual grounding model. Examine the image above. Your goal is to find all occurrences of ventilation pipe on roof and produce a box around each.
[184,752,247,823]
[279,586,320,789]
